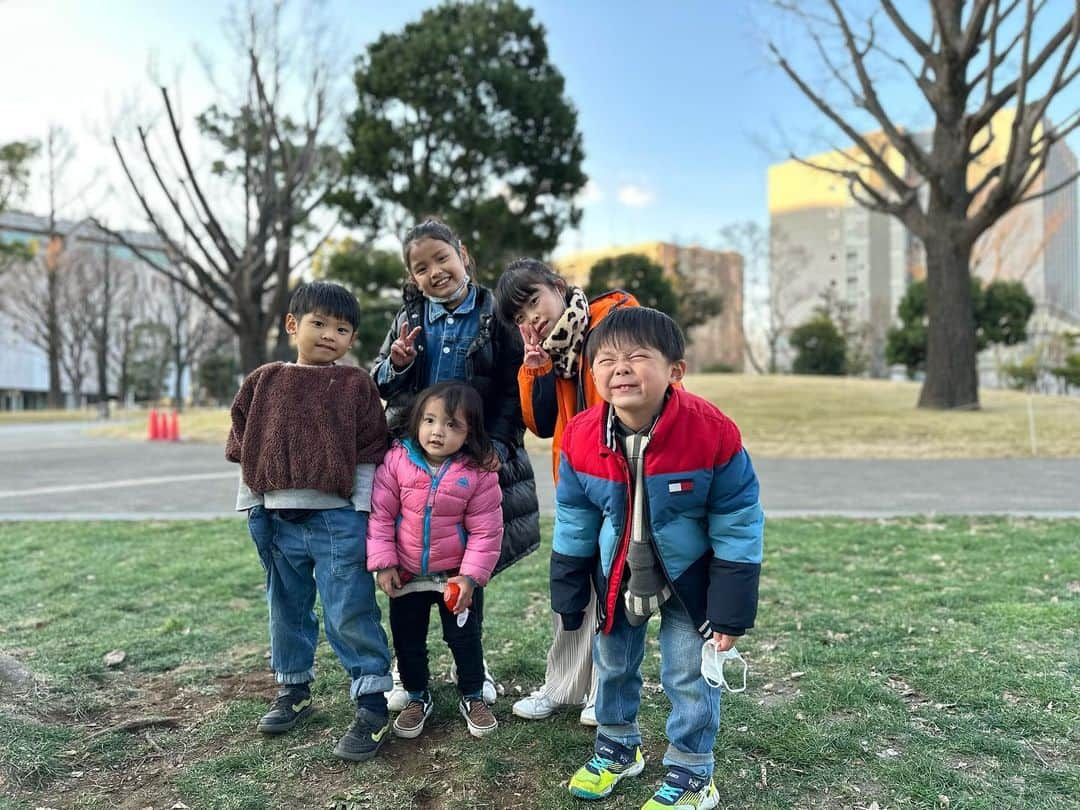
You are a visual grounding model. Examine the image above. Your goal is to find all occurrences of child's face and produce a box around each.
[591,341,686,431]
[417,397,468,463]
[285,310,356,366]
[407,237,469,303]
[513,282,567,341]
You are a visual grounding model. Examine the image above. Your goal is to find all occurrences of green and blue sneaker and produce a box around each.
[640,767,720,809]
[333,707,390,762]
[568,733,645,800]
[256,685,314,734]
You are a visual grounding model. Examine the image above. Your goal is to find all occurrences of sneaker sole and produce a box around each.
[699,787,720,810]
[511,700,561,720]
[460,705,498,738]
[568,757,644,800]
[333,731,388,762]
[257,704,314,734]
[579,709,598,727]
[393,705,433,739]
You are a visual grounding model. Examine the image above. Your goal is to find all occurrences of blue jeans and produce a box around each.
[593,599,720,778]
[247,505,392,699]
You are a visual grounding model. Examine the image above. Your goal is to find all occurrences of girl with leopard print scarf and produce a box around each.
[493,258,640,726]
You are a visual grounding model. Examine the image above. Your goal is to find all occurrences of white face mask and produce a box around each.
[700,641,748,692]
[426,272,470,304]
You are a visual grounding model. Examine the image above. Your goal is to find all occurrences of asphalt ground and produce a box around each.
[3,422,1078,519]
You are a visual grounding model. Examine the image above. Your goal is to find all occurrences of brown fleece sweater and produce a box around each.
[226,362,388,499]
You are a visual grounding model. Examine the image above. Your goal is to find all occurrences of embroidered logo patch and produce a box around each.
[668,479,694,494]
[457,477,470,488]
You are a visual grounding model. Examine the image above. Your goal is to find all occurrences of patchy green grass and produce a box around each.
[0,518,1076,809]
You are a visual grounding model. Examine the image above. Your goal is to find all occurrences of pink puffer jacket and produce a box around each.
[367,440,503,585]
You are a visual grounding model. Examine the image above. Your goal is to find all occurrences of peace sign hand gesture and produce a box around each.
[518,323,550,369]
[390,323,422,370]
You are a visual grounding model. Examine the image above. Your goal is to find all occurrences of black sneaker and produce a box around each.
[333,707,390,762]
[257,685,314,734]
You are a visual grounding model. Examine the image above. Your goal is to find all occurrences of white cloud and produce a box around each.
[617,184,654,208]
[576,179,603,205]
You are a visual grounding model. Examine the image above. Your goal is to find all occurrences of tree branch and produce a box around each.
[969,10,1076,133]
[160,87,241,268]
[769,43,916,208]
[827,0,934,179]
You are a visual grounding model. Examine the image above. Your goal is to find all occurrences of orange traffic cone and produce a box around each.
[147,408,160,440]
[167,410,180,442]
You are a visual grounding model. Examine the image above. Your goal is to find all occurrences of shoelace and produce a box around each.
[656,781,685,802]
[586,754,616,775]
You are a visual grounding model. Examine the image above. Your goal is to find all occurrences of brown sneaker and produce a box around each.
[393,693,433,739]
[459,696,498,738]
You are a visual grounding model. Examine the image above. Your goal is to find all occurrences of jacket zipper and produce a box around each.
[420,457,452,575]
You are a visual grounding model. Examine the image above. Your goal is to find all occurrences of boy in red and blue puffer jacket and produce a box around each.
[551,307,764,810]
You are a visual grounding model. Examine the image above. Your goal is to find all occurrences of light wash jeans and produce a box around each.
[592,599,720,778]
[247,505,393,699]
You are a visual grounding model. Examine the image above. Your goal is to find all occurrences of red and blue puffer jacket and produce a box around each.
[550,387,764,638]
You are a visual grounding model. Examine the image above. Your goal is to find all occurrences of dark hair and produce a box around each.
[585,306,685,364]
[288,281,360,330]
[494,258,568,325]
[401,217,473,274]
[406,382,497,471]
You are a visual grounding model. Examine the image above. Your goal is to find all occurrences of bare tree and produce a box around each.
[40,127,77,407]
[57,250,97,408]
[769,0,1078,409]
[155,274,217,411]
[97,0,344,373]
[110,270,146,407]
[720,221,810,373]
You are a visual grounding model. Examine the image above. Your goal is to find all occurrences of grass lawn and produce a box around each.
[0,518,1076,809]
[82,375,1080,458]
[0,409,110,425]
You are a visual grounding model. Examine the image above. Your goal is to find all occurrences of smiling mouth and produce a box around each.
[431,276,450,287]
[537,321,549,337]
[316,343,336,350]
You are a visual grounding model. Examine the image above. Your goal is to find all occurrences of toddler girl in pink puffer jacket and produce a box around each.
[367,381,503,739]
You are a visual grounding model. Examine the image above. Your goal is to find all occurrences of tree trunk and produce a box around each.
[46,265,62,408]
[173,354,185,413]
[237,310,269,374]
[918,233,979,409]
[97,246,111,419]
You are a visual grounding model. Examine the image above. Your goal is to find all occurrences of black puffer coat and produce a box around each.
[372,284,540,574]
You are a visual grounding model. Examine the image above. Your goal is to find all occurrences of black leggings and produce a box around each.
[389,587,485,697]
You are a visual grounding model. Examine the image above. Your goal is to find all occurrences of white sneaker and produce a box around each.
[385,664,408,712]
[512,690,562,720]
[579,696,597,727]
[449,660,498,706]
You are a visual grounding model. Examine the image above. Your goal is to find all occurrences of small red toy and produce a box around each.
[444,581,461,611]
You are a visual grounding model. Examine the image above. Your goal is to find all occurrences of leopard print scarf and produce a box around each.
[541,287,590,379]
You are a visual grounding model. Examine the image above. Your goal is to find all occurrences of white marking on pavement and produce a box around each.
[0,471,237,499]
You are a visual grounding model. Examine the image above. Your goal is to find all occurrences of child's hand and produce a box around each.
[389,323,422,370]
[377,567,402,597]
[446,575,474,614]
[518,323,549,368]
[712,632,737,652]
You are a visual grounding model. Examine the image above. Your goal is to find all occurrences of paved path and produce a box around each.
[1,422,1078,519]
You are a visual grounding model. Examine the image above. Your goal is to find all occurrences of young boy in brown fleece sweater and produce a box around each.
[226,281,393,762]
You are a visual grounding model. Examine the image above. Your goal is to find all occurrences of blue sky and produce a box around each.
[1,0,1076,257]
